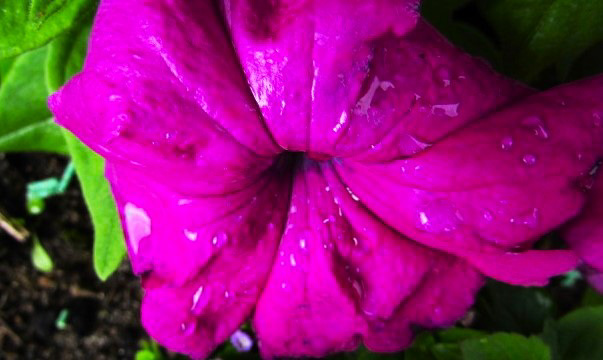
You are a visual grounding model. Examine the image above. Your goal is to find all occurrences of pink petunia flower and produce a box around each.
[49,0,603,358]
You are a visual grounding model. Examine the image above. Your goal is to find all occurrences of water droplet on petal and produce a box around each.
[299,238,307,249]
[522,154,537,165]
[416,199,462,233]
[435,66,451,87]
[180,321,196,336]
[482,210,494,222]
[510,208,540,228]
[124,203,151,255]
[212,232,229,248]
[184,229,198,241]
[593,112,602,127]
[521,115,549,139]
[432,103,460,117]
[398,134,431,155]
[191,286,210,315]
[289,254,297,267]
[501,136,514,150]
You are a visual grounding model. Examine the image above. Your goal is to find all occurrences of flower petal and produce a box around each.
[336,75,603,285]
[253,160,483,357]
[565,174,603,275]
[227,4,528,158]
[49,0,281,195]
[107,159,292,285]
[107,159,291,358]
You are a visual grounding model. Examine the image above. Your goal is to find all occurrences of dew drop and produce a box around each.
[191,286,210,315]
[184,229,198,241]
[432,103,460,117]
[435,66,451,87]
[212,232,229,248]
[521,115,549,139]
[416,199,462,233]
[482,210,494,222]
[299,238,307,249]
[510,208,540,228]
[180,321,196,336]
[124,203,151,255]
[501,136,513,150]
[522,154,537,166]
[289,254,297,267]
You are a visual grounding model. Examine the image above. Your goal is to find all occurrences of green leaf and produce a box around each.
[0,0,98,58]
[555,306,603,360]
[581,287,603,307]
[421,0,502,68]
[461,333,551,360]
[0,46,67,153]
[473,281,553,335]
[45,11,93,93]
[44,9,124,281]
[64,131,126,281]
[478,0,603,83]
[31,236,54,273]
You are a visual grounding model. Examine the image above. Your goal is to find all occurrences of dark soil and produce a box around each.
[0,153,144,360]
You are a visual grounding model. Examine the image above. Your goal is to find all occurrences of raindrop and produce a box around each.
[522,154,537,166]
[191,286,210,315]
[432,103,460,117]
[510,208,539,228]
[212,232,229,248]
[290,205,297,214]
[289,254,297,267]
[416,199,462,233]
[435,66,451,87]
[482,210,494,222]
[180,321,197,336]
[184,229,198,241]
[501,136,513,150]
[593,112,602,127]
[399,134,431,155]
[521,115,549,139]
[299,238,307,249]
[124,203,151,255]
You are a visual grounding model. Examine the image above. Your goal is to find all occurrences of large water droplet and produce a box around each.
[124,203,151,255]
[180,321,197,336]
[521,115,549,139]
[398,134,431,155]
[416,199,462,233]
[522,154,537,166]
[191,285,210,315]
[482,210,494,222]
[184,229,198,241]
[501,136,514,150]
[510,208,540,228]
[432,103,460,117]
[593,112,602,127]
[212,232,229,248]
[435,66,451,87]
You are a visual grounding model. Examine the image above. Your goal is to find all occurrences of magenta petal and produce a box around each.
[336,76,603,285]
[49,0,281,195]
[110,163,291,358]
[565,175,603,276]
[107,160,291,285]
[225,0,422,153]
[254,160,483,357]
